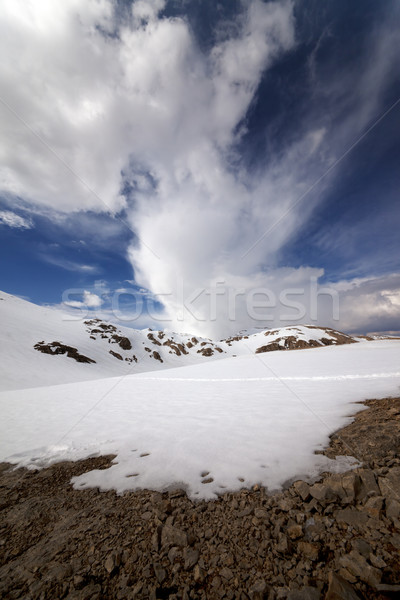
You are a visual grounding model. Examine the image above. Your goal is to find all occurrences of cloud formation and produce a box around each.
[0,210,33,229]
[0,0,399,336]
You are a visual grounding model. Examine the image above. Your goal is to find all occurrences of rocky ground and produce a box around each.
[1,398,400,600]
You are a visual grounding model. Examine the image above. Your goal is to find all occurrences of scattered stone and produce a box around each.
[1,396,400,599]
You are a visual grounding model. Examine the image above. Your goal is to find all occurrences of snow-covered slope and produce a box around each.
[0,291,357,391]
[1,340,399,499]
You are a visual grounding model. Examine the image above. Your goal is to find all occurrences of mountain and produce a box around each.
[0,291,357,391]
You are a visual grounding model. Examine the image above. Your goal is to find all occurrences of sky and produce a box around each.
[0,0,399,337]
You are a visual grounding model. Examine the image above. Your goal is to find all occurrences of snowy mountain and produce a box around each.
[0,290,356,391]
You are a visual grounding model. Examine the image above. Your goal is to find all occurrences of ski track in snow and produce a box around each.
[134,372,400,382]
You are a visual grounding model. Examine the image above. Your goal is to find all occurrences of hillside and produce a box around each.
[0,291,358,391]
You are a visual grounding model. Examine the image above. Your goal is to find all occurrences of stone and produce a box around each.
[386,498,400,520]
[369,554,386,569]
[287,524,303,540]
[351,538,371,558]
[357,469,380,501]
[104,553,120,575]
[340,473,361,503]
[249,579,269,599]
[293,481,311,501]
[193,564,205,583]
[276,534,290,554]
[153,563,166,585]
[254,508,269,520]
[168,547,181,564]
[375,584,400,593]
[309,482,336,502]
[339,551,381,587]
[325,572,362,599]
[161,524,188,547]
[286,587,320,600]
[335,508,369,529]
[183,547,199,570]
[220,567,234,581]
[363,496,384,519]
[297,541,320,561]
[378,467,400,499]
[277,497,294,511]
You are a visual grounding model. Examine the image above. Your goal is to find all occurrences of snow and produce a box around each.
[0,290,359,392]
[1,340,399,500]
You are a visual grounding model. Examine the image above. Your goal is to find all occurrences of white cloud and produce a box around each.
[0,1,398,336]
[64,290,103,309]
[328,273,400,334]
[0,210,32,229]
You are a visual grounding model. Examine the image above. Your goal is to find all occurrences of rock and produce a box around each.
[168,547,181,564]
[220,567,234,581]
[276,534,290,554]
[363,496,384,519]
[309,482,336,502]
[351,538,371,558]
[183,547,199,570]
[193,564,205,583]
[357,469,380,501]
[339,551,382,587]
[325,572,362,599]
[340,473,361,503]
[286,587,320,600]
[104,553,120,575]
[375,583,400,594]
[254,508,269,520]
[287,524,303,540]
[153,562,166,584]
[335,508,369,529]
[386,498,400,520]
[369,554,386,569]
[161,524,188,547]
[378,467,400,499]
[293,480,311,501]
[297,541,320,561]
[277,497,294,511]
[249,579,269,599]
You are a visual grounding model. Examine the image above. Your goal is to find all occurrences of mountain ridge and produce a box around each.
[0,290,361,391]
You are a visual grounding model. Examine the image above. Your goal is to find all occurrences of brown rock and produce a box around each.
[183,547,199,570]
[161,524,188,547]
[286,587,320,600]
[287,524,303,539]
[293,480,311,501]
[297,541,320,561]
[339,551,381,587]
[325,572,362,599]
[249,579,269,599]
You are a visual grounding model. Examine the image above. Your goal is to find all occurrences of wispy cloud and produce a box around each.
[0,210,32,229]
[39,254,99,274]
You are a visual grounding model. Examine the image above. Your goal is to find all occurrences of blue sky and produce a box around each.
[0,0,399,336]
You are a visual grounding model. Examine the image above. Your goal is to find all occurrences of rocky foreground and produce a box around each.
[1,398,400,600]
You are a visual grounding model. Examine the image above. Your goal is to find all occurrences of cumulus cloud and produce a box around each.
[0,0,399,336]
[64,290,103,309]
[0,210,32,229]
